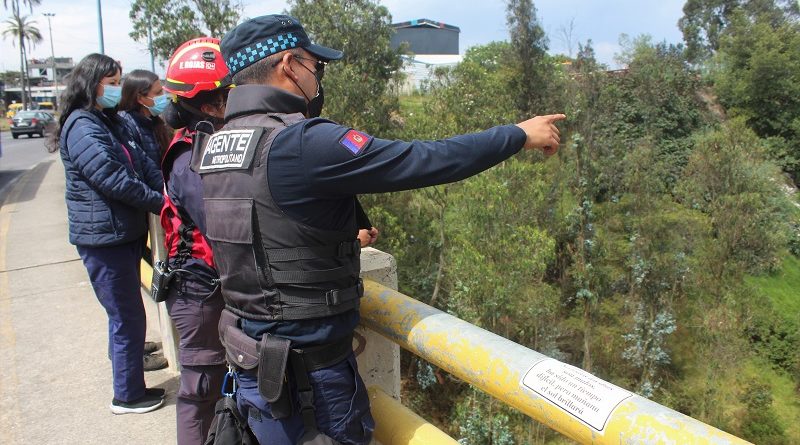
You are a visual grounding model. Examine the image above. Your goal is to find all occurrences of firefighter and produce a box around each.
[160,37,231,444]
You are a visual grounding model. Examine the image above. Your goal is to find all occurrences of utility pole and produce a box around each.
[96,0,105,54]
[44,13,58,106]
[147,14,155,72]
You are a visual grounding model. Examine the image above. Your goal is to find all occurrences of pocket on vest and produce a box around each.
[204,198,254,244]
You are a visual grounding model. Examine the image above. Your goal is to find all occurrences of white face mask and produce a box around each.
[146,94,171,116]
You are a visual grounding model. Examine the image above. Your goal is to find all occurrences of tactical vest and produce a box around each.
[196,113,362,321]
[160,129,215,268]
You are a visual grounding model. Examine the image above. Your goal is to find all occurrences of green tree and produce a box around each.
[616,145,691,396]
[567,135,602,372]
[129,0,241,61]
[550,37,704,380]
[0,70,22,86]
[712,12,800,183]
[443,156,557,344]
[596,35,706,195]
[738,380,787,444]
[412,42,517,135]
[555,42,607,373]
[678,118,791,285]
[192,0,239,37]
[366,41,518,329]
[454,389,515,445]
[2,0,41,109]
[287,0,404,135]
[678,0,799,63]
[397,43,558,348]
[2,11,41,109]
[506,0,551,119]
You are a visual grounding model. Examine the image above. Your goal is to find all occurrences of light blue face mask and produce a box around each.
[146,93,170,117]
[97,84,122,109]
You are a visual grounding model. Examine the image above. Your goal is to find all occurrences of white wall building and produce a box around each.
[398,54,463,94]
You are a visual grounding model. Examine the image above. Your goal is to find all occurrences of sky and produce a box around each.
[1,0,687,76]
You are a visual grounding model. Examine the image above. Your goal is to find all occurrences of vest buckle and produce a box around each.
[324,289,340,306]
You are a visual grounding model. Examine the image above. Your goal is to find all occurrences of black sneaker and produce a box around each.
[110,393,165,414]
[143,341,160,355]
[143,354,168,371]
[145,387,166,399]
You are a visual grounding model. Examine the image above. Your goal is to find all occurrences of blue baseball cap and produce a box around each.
[221,14,343,76]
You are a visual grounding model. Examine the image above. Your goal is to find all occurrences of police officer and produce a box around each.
[203,14,564,445]
[159,37,231,444]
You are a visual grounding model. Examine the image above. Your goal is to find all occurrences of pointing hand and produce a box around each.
[515,114,567,154]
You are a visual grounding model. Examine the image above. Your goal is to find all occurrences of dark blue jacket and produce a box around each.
[120,110,164,167]
[59,109,164,247]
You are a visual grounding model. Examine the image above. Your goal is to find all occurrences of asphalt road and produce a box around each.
[0,131,57,204]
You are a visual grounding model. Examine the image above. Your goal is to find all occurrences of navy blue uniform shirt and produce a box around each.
[270,119,526,231]
[225,85,527,346]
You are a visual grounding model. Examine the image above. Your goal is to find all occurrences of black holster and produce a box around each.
[257,334,292,417]
[218,309,352,432]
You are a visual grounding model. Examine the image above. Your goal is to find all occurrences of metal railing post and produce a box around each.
[143,213,180,373]
[356,248,402,399]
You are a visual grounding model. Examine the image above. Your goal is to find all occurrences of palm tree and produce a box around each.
[3,0,41,109]
[3,0,41,14]
[2,12,42,109]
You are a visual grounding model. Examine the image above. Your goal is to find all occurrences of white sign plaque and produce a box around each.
[521,359,633,432]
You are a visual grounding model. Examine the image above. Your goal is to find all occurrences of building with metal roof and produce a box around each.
[391,18,460,55]
[391,19,463,93]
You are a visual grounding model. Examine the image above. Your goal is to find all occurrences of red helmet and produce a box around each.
[164,37,231,99]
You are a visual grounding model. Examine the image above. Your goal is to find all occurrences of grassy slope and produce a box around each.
[399,95,429,116]
[741,359,800,442]
[745,254,800,323]
[744,255,800,442]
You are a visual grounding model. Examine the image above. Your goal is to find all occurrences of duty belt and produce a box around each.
[218,309,353,421]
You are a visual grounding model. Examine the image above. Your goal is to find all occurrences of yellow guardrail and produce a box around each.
[369,387,459,445]
[141,234,751,444]
[359,279,752,445]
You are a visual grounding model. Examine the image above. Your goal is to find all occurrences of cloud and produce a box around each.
[1,0,685,76]
[593,41,622,69]
[1,0,154,74]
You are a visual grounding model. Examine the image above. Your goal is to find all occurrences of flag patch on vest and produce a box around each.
[339,130,371,156]
[199,128,263,172]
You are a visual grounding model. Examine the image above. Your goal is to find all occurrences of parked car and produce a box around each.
[10,111,55,139]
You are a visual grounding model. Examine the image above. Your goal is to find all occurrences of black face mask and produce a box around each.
[289,58,325,117]
[307,84,324,118]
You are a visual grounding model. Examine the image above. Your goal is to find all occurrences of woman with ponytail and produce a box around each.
[119,69,173,167]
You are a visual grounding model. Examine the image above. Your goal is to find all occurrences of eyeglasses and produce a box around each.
[293,55,327,75]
